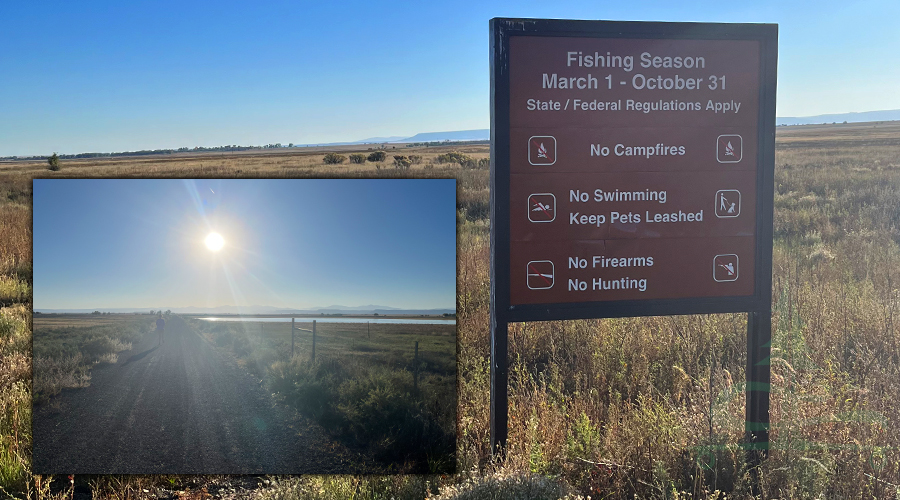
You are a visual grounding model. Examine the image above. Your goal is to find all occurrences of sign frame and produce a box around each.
[489,17,778,463]
[491,18,777,323]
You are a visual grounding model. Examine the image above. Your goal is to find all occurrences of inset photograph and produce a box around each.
[32,179,457,474]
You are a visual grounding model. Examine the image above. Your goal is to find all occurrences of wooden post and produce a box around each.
[291,317,295,358]
[311,320,316,362]
[413,340,419,391]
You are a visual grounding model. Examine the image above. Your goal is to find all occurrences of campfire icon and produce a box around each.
[724,141,735,156]
[528,136,556,165]
[717,135,742,163]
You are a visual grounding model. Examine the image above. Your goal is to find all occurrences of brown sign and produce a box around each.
[507,35,761,306]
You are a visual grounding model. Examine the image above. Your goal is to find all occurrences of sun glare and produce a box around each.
[205,232,225,251]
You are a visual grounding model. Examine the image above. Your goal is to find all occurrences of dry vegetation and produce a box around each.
[31,314,151,404]
[3,123,900,498]
[185,319,457,472]
[0,144,490,179]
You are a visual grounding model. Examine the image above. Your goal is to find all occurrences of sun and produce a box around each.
[205,232,225,252]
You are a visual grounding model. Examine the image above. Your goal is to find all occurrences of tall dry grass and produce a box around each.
[3,125,900,498]
[32,316,149,402]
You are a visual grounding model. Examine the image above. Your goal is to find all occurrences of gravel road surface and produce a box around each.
[34,316,361,474]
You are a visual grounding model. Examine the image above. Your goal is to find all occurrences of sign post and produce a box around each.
[489,18,777,463]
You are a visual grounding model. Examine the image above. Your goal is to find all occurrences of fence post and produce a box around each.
[311,320,316,362]
[413,340,419,392]
[291,317,295,358]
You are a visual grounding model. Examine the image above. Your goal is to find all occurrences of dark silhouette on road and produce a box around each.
[123,345,158,365]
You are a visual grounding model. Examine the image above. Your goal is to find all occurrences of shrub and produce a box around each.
[435,151,478,168]
[349,153,367,164]
[47,153,60,171]
[368,151,387,162]
[408,154,423,165]
[81,336,120,362]
[323,153,346,164]
[336,367,453,463]
[268,358,338,421]
[0,277,30,306]
[232,334,252,357]
[393,155,411,170]
[33,354,91,399]
[478,157,490,169]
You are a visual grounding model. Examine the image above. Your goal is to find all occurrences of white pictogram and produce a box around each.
[527,260,555,289]
[713,254,739,282]
[528,193,556,223]
[528,136,557,165]
[715,190,741,218]
[717,134,743,163]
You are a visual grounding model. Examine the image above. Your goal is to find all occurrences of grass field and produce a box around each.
[185,318,457,472]
[32,314,152,404]
[3,121,900,498]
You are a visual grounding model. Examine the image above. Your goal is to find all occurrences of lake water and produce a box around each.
[195,316,456,325]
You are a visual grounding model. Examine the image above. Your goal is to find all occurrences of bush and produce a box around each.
[268,358,339,421]
[435,151,479,168]
[80,335,130,362]
[349,153,367,164]
[323,153,346,164]
[368,151,387,162]
[478,157,490,169]
[408,154,423,165]
[336,367,453,463]
[393,155,411,170]
[47,153,60,171]
[212,327,233,347]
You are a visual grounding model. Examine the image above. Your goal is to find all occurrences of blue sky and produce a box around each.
[2,0,898,156]
[33,179,456,310]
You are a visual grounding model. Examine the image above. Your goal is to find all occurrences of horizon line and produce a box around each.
[7,110,900,158]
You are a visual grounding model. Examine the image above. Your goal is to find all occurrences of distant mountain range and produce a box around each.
[12,111,899,160]
[296,129,490,147]
[776,109,900,126]
[297,110,900,147]
[34,304,455,316]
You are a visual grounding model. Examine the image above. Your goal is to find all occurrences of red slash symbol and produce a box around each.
[713,254,739,282]
[527,260,554,289]
[532,139,555,163]
[528,193,556,222]
[528,136,557,165]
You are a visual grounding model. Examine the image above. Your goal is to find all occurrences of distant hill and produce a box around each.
[351,136,407,144]
[401,129,490,143]
[777,109,900,126]
[293,129,490,148]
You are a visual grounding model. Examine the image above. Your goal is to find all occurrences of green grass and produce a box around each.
[0,305,31,493]
[0,277,30,307]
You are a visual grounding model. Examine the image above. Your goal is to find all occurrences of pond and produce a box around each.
[194,316,456,325]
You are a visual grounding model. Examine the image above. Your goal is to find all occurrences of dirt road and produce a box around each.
[34,316,356,474]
